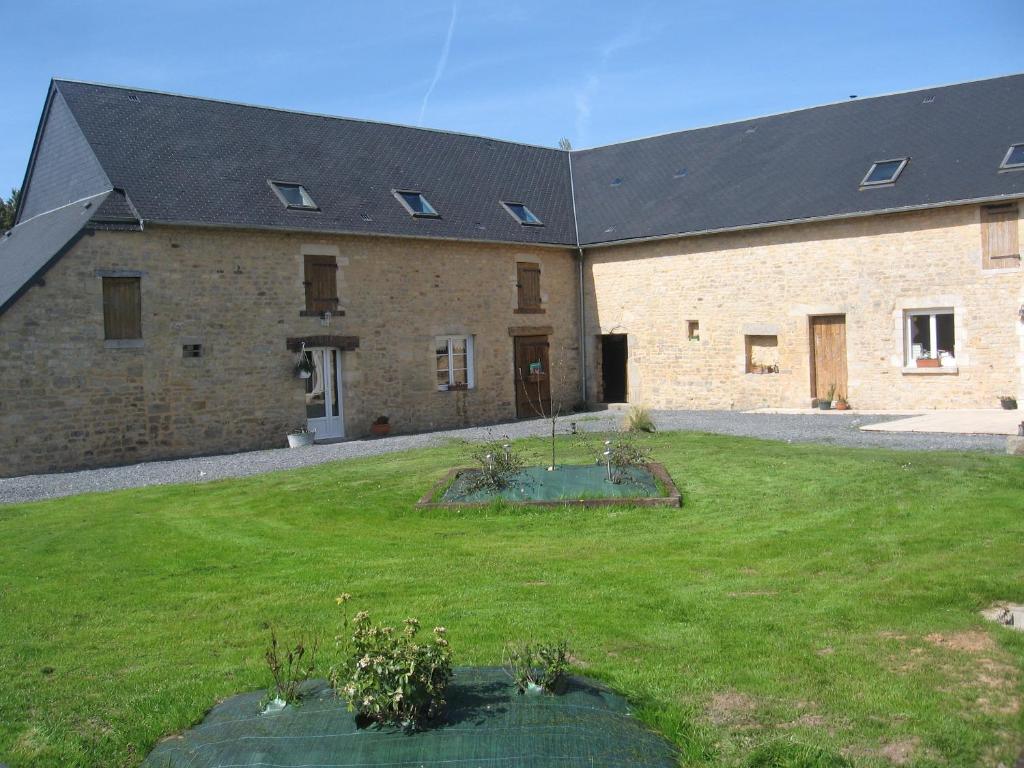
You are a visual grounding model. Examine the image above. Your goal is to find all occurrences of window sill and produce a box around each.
[438,385,473,392]
[901,366,958,375]
[514,307,546,315]
[299,309,345,317]
[104,339,144,349]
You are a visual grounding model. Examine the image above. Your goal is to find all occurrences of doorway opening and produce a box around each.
[600,334,628,403]
[513,335,551,418]
[809,315,848,403]
[303,347,345,439]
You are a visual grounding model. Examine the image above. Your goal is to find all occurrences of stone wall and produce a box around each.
[0,227,580,477]
[584,203,1023,410]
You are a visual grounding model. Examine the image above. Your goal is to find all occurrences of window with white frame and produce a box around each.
[904,309,956,367]
[435,335,474,390]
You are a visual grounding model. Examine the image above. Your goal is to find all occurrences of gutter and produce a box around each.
[580,192,1024,250]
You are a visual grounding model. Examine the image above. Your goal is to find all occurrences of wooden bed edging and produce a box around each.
[415,461,681,509]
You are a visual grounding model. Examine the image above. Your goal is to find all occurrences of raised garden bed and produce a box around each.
[417,462,680,509]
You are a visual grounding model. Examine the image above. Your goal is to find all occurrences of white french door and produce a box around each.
[303,348,345,439]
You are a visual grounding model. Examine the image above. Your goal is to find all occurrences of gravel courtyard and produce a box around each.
[0,409,1007,504]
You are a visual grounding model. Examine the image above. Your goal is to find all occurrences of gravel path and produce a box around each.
[0,410,1007,505]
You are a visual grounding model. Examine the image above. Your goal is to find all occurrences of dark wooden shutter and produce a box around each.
[102,277,142,340]
[303,255,339,313]
[516,262,542,311]
[981,204,1020,269]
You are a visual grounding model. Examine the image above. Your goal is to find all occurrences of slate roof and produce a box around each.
[574,74,1024,245]
[3,74,1024,316]
[0,192,110,314]
[50,80,578,247]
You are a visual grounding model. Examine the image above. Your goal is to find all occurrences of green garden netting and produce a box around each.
[443,465,660,503]
[143,667,678,767]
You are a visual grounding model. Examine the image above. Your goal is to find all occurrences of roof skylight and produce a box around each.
[393,190,439,218]
[501,201,543,226]
[860,158,908,187]
[1000,144,1024,171]
[269,181,318,210]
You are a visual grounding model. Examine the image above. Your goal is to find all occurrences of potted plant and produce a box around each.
[370,415,390,437]
[834,395,850,411]
[818,384,836,410]
[295,354,315,379]
[287,425,315,448]
[1000,395,1018,410]
[916,354,941,368]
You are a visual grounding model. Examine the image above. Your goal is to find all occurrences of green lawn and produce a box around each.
[1,433,1022,767]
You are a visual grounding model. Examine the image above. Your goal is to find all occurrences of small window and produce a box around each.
[860,158,908,187]
[182,343,203,358]
[1000,144,1024,171]
[394,190,439,218]
[269,181,318,210]
[436,335,474,390]
[980,203,1020,269]
[102,277,142,340]
[501,202,543,226]
[905,309,956,367]
[687,320,700,341]
[303,255,339,314]
[516,262,543,312]
[745,335,778,374]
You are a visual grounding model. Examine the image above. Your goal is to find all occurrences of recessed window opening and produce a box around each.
[905,309,956,367]
[687,320,700,341]
[981,203,1020,269]
[436,335,474,390]
[745,335,779,374]
[269,181,318,210]
[1000,144,1024,171]
[182,344,203,358]
[860,158,908,187]
[394,190,439,218]
[501,202,543,226]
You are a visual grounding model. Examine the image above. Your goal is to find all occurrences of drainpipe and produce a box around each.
[567,149,587,405]
[576,247,588,404]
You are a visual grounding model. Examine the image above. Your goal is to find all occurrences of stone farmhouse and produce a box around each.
[1,75,1022,477]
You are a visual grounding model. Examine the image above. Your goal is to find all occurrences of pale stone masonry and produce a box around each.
[584,204,1023,410]
[3,76,1024,477]
[0,227,580,476]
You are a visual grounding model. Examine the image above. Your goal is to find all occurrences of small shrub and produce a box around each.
[263,627,317,708]
[331,609,452,730]
[503,639,571,694]
[461,440,526,494]
[624,406,656,433]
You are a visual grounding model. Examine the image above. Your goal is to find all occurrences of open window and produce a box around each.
[436,335,474,390]
[501,201,543,226]
[393,190,439,218]
[999,143,1024,171]
[860,158,908,187]
[269,181,318,210]
[745,335,779,374]
[905,309,956,368]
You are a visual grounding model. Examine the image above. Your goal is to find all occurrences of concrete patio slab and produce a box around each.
[860,409,1022,435]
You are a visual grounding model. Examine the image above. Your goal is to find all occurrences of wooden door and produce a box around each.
[514,335,551,417]
[809,315,848,401]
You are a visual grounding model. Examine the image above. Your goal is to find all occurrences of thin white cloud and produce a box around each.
[418,1,458,126]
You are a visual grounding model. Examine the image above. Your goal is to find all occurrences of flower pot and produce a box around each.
[834,401,850,411]
[1001,398,1018,410]
[297,370,311,379]
[370,423,391,437]
[916,358,941,368]
[287,431,315,448]
[818,401,832,411]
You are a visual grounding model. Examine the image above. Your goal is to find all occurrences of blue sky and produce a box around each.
[2,0,1022,195]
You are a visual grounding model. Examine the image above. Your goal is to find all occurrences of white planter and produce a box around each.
[287,431,315,448]
[262,697,287,715]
